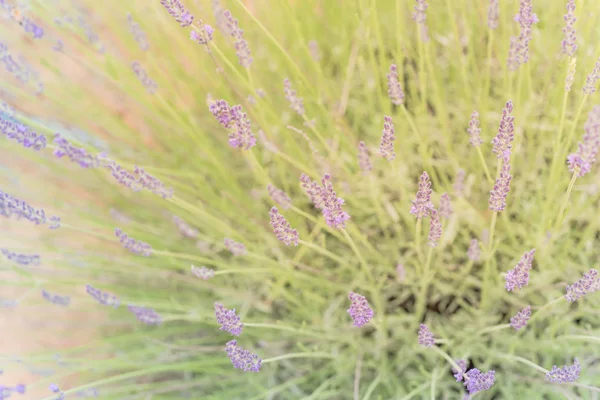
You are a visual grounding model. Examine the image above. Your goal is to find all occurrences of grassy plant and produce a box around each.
[1,0,600,398]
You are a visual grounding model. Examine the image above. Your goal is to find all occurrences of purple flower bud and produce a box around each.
[0,189,47,225]
[584,58,600,94]
[160,0,194,27]
[13,384,25,394]
[41,290,70,307]
[224,238,246,256]
[115,228,152,256]
[191,265,215,280]
[300,173,324,209]
[222,10,253,67]
[127,304,162,325]
[467,111,483,147]
[127,13,149,51]
[488,0,499,29]
[454,169,466,195]
[357,141,373,174]
[225,340,261,372]
[546,358,581,383]
[131,61,157,94]
[347,291,374,327]
[565,268,599,302]
[172,216,198,238]
[439,193,453,218]
[269,207,299,246]
[379,116,396,161]
[410,172,434,218]
[53,134,100,168]
[428,208,442,247]
[492,101,515,158]
[0,114,47,150]
[209,101,256,150]
[283,78,305,116]
[190,25,213,45]
[505,249,535,291]
[1,248,40,266]
[387,64,405,106]
[453,359,467,382]
[86,284,120,308]
[21,17,44,39]
[320,174,350,229]
[267,184,292,210]
[562,0,577,57]
[50,383,65,399]
[214,302,243,336]
[412,0,429,41]
[510,305,531,330]
[418,324,435,347]
[489,152,512,212]
[464,368,495,394]
[567,106,600,177]
[106,162,173,198]
[467,239,481,262]
[507,36,521,71]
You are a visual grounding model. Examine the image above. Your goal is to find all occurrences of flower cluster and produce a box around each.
[453,359,467,382]
[222,10,253,67]
[380,116,396,161]
[510,305,531,330]
[567,106,600,177]
[1,189,51,226]
[439,193,452,218]
[489,153,512,212]
[190,25,214,45]
[491,101,515,158]
[410,172,433,218]
[583,57,600,94]
[267,184,292,210]
[131,61,157,94]
[467,239,481,262]
[300,173,324,209]
[269,207,299,246]
[50,383,65,400]
[417,324,435,347]
[386,64,405,106]
[214,302,244,336]
[467,111,482,147]
[115,228,152,256]
[209,100,256,150]
[428,208,442,247]
[107,162,174,198]
[357,141,372,174]
[160,0,194,27]
[505,249,536,291]
[545,358,580,383]
[320,174,350,229]
[347,291,374,327]
[464,368,496,394]
[85,284,120,308]
[565,268,599,302]
[562,0,577,56]
[283,78,305,116]
[191,265,215,280]
[488,0,499,29]
[225,340,261,372]
[1,249,40,266]
[41,290,71,307]
[224,238,247,256]
[412,0,429,41]
[127,13,149,51]
[0,114,47,150]
[53,134,100,168]
[172,215,199,238]
[127,304,163,325]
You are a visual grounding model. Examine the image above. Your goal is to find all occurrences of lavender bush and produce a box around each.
[1,0,600,398]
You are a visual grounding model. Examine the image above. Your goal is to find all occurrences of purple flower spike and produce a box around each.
[412,0,429,41]
[127,304,162,325]
[347,291,374,327]
[454,169,466,195]
[300,174,324,209]
[190,25,214,45]
[107,162,173,198]
[428,208,442,247]
[127,13,150,51]
[567,106,600,177]
[357,141,372,174]
[505,249,535,291]
[172,216,199,238]
[160,0,194,27]
[489,152,512,212]
[269,207,299,246]
[214,302,244,336]
[439,193,452,218]
[1,249,40,266]
[467,239,481,262]
[418,324,435,347]
[379,116,396,161]
[50,384,65,400]
[53,134,100,168]
[224,238,246,256]
[225,340,261,372]
[464,368,495,394]
[467,111,483,147]
[1,114,47,151]
[488,0,499,29]
[565,268,599,302]
[115,228,152,256]
[321,174,350,229]
[410,172,433,218]
[283,78,305,116]
[41,290,70,307]
[86,285,120,308]
[267,184,292,210]
[223,10,253,67]
[584,58,600,94]
[131,61,157,94]
[453,359,467,382]
[492,101,515,158]
[387,64,405,106]
[0,189,47,225]
[191,265,215,280]
[562,0,577,57]
[546,358,581,383]
[209,101,256,150]
[510,305,531,330]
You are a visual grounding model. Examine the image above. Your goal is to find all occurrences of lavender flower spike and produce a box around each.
[439,193,452,218]
[380,116,396,161]
[1,189,47,225]
[191,265,215,280]
[357,141,372,174]
[467,239,481,262]
[565,268,599,302]
[489,152,512,212]
[510,305,531,330]
[418,324,435,347]
[128,304,162,325]
[562,0,577,57]
[464,368,496,394]
[410,172,433,218]
[428,208,442,247]
[160,0,194,27]
[0,114,47,150]
[467,111,483,147]
[172,215,199,238]
[545,358,581,383]
[583,57,600,94]
[53,134,100,167]
[209,101,256,150]
[115,228,152,256]
[491,101,515,158]
[86,284,120,308]
[453,360,467,382]
[505,249,535,291]
[387,64,405,106]
[41,290,70,307]
[320,174,350,229]
[488,0,499,29]
[267,184,292,210]
[225,340,262,372]
[283,78,305,116]
[412,0,429,41]
[222,10,253,67]
[347,291,374,327]
[300,173,324,209]
[224,238,246,256]
[269,207,299,246]
[567,106,600,177]
[214,302,244,336]
[1,249,40,266]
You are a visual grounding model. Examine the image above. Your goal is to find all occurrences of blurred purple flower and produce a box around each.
[1,249,40,266]
[283,78,305,116]
[357,141,372,174]
[214,302,243,336]
[565,268,599,302]
[410,172,433,218]
[86,284,120,308]
[50,383,65,400]
[467,111,482,147]
[546,358,580,383]
[172,216,198,238]
[467,239,481,262]
[567,106,600,177]
[225,340,261,372]
[0,114,47,150]
[464,368,495,394]
[131,61,157,94]
[191,265,215,280]
[412,0,429,41]
[505,249,535,291]
[453,359,467,382]
[491,101,515,158]
[300,173,324,209]
[583,58,600,94]
[269,207,298,246]
[41,290,70,307]
[439,193,452,218]
[21,17,44,39]
[428,208,442,247]
[347,291,374,327]
[209,100,256,150]
[510,305,531,330]
[418,324,435,347]
[53,134,100,168]
[562,0,577,57]
[488,0,499,29]
[127,304,162,325]
[160,0,194,27]
[380,116,396,161]
[267,184,292,210]
[107,162,173,198]
[320,174,350,229]
[454,169,466,195]
[224,238,246,256]
[190,25,214,45]
[489,152,512,212]
[115,228,152,256]
[127,13,149,51]
[222,10,253,67]
[0,189,47,225]
[387,64,405,106]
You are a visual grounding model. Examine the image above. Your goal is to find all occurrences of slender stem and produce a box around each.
[297,240,347,264]
[526,297,565,326]
[476,147,494,184]
[415,247,434,322]
[495,353,549,374]
[481,211,498,309]
[476,323,511,336]
[554,172,578,231]
[415,218,423,263]
[430,346,463,379]
[262,352,334,364]
[399,382,430,400]
[353,353,363,400]
[559,334,600,344]
[341,228,374,284]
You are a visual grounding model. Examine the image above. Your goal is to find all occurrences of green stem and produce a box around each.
[476,147,493,184]
[476,323,511,336]
[553,172,578,231]
[262,352,334,364]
